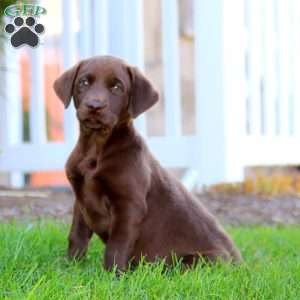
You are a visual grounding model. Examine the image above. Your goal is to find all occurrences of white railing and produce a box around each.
[0,0,300,189]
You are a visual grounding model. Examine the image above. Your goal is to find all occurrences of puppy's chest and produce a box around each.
[78,148,101,178]
[79,179,113,236]
[77,152,113,235]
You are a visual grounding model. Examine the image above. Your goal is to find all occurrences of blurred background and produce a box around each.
[1,0,300,195]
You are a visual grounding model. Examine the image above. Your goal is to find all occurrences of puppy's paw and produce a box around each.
[67,241,88,260]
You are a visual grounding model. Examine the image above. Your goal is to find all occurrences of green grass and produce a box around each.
[0,222,299,299]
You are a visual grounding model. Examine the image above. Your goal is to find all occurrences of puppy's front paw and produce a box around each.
[104,250,127,273]
[68,240,88,260]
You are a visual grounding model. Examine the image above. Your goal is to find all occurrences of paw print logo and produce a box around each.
[4,16,45,48]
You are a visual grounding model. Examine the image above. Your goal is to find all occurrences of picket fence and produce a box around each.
[0,0,300,190]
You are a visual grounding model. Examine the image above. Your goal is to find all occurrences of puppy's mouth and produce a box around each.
[77,110,118,132]
[82,119,109,130]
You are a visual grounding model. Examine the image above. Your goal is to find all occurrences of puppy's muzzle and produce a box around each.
[85,99,107,113]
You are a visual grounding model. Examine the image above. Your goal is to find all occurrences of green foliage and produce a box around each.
[0,222,299,299]
[0,0,16,18]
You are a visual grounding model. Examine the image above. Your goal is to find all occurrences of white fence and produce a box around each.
[0,0,300,189]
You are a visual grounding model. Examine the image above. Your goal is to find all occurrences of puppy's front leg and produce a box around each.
[68,201,93,259]
[104,201,146,272]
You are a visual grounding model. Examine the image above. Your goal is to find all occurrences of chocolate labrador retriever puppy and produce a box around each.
[54,56,241,271]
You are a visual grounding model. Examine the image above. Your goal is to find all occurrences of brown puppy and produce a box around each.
[54,56,241,271]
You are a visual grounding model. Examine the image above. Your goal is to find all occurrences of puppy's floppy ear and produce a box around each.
[128,66,159,118]
[53,62,81,108]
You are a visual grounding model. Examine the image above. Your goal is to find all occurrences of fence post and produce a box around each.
[124,0,146,136]
[291,0,300,136]
[107,0,146,135]
[62,0,78,144]
[92,0,109,55]
[0,42,9,186]
[277,0,292,136]
[194,0,246,186]
[29,47,46,144]
[0,41,24,187]
[79,0,92,59]
[162,0,181,137]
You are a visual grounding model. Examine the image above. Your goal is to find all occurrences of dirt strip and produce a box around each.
[0,187,300,225]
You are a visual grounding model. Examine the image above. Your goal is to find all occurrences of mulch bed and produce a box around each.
[1,186,300,225]
[198,193,300,226]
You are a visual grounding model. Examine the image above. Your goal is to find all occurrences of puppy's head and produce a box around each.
[53,56,158,131]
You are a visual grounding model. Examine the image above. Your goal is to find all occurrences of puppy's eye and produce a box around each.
[79,78,89,87]
[110,81,124,95]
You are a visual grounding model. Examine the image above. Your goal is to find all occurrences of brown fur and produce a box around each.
[53,55,242,272]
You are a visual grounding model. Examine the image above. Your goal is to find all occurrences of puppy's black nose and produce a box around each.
[85,99,107,111]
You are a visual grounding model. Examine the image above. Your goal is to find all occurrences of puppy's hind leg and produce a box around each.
[180,246,241,269]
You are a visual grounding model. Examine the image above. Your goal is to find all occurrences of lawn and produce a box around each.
[0,222,299,299]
